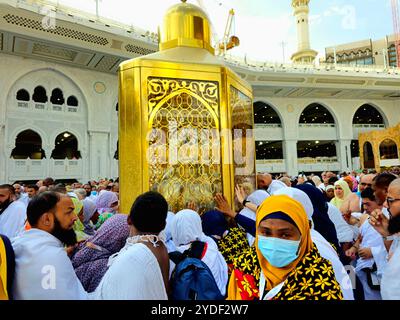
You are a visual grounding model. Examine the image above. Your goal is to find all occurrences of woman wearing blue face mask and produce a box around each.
[227,195,344,300]
[256,195,344,300]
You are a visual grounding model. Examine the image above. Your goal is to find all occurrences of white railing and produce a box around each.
[223,53,400,76]
[15,0,159,44]
[298,157,338,164]
[353,124,385,128]
[9,158,47,181]
[8,158,83,181]
[52,104,64,112]
[67,106,78,113]
[17,101,29,108]
[50,158,83,179]
[256,160,286,173]
[34,102,46,110]
[299,123,335,128]
[15,101,79,113]
[254,123,282,128]
[256,159,284,164]
[380,159,400,167]
[298,157,340,172]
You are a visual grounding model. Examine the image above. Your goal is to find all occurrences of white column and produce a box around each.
[284,139,298,176]
[336,139,352,172]
[88,131,96,180]
[88,130,110,180]
[43,144,52,178]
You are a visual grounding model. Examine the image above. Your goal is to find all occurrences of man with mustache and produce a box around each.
[0,185,27,239]
[11,191,87,299]
[369,178,400,299]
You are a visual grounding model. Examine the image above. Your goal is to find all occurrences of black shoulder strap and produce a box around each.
[169,251,184,265]
[168,241,207,264]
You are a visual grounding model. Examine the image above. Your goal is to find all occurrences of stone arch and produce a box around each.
[298,102,337,125]
[379,139,398,159]
[16,89,30,101]
[352,103,388,127]
[49,127,84,152]
[6,67,88,117]
[363,141,375,169]
[8,124,49,150]
[32,86,48,103]
[10,129,46,159]
[50,131,81,159]
[253,100,284,125]
[67,95,79,107]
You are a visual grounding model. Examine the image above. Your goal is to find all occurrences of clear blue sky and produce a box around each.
[51,0,394,62]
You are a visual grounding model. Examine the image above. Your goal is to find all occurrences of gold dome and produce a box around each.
[159,0,214,54]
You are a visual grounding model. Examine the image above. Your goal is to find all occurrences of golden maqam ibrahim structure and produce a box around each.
[359,123,400,172]
[118,0,255,214]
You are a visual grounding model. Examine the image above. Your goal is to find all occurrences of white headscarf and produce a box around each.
[164,211,177,253]
[239,190,270,246]
[171,209,214,248]
[247,190,269,206]
[271,187,354,300]
[170,209,228,295]
[273,187,314,221]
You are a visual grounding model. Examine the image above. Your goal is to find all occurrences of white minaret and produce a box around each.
[291,0,318,63]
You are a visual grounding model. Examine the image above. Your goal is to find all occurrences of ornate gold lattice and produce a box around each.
[147,77,222,213]
[230,86,256,194]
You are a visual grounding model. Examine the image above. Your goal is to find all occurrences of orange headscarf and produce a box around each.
[255,195,313,291]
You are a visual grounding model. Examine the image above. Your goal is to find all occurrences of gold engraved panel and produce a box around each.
[230,85,256,192]
[147,77,222,213]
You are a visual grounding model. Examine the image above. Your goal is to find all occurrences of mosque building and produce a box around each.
[0,0,399,183]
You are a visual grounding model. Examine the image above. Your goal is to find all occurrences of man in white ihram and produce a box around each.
[0,184,26,239]
[12,191,87,300]
[369,178,400,300]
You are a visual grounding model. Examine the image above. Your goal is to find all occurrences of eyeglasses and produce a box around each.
[386,197,400,206]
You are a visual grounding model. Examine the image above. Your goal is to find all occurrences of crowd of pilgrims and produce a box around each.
[1,169,400,300]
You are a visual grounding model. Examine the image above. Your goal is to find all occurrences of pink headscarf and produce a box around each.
[350,175,358,192]
[95,191,118,214]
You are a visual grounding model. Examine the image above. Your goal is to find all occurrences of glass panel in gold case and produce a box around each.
[147,77,222,213]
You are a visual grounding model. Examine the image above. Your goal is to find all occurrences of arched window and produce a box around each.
[353,104,385,125]
[11,129,45,159]
[299,103,335,124]
[16,89,30,101]
[363,142,375,168]
[67,96,78,107]
[32,86,48,103]
[116,103,118,112]
[253,101,281,125]
[50,88,65,105]
[51,132,81,159]
[379,139,398,159]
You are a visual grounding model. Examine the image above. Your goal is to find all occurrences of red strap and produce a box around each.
[200,242,208,259]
